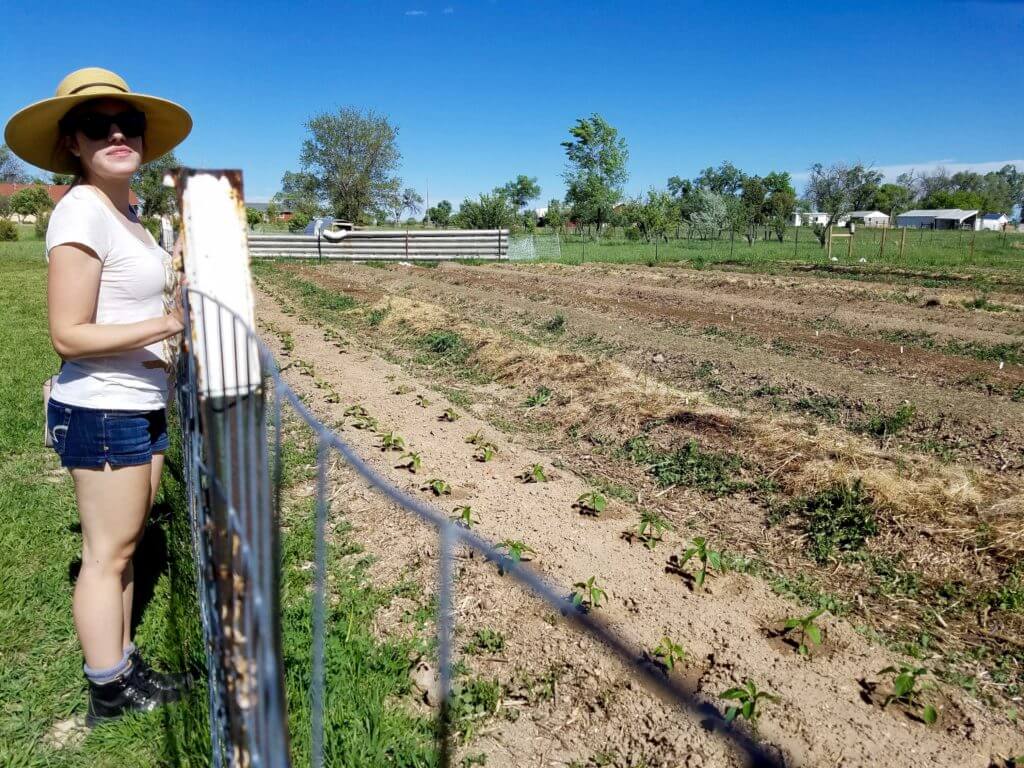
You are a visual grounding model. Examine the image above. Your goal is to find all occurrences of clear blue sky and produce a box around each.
[3,1,1021,207]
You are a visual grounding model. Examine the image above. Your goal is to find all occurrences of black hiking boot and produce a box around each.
[85,662,178,727]
[128,649,191,696]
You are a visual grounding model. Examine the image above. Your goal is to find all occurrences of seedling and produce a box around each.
[474,443,497,462]
[634,509,674,550]
[465,628,506,655]
[351,414,378,431]
[574,491,607,517]
[652,637,687,671]
[518,464,547,483]
[676,537,722,591]
[782,608,827,656]
[497,539,535,563]
[416,394,432,408]
[423,478,452,496]
[465,430,486,446]
[440,408,461,422]
[392,384,414,395]
[523,385,553,408]
[878,664,938,724]
[379,431,406,452]
[571,576,607,610]
[452,505,477,529]
[720,680,779,723]
[396,452,422,473]
[344,404,369,418]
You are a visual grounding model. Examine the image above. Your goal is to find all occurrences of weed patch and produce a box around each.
[621,435,746,496]
[783,481,877,563]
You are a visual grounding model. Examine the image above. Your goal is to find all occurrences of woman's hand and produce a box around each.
[165,276,188,336]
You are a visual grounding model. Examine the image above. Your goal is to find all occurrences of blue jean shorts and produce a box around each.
[46,398,169,469]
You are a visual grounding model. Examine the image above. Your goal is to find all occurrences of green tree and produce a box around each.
[624,190,672,242]
[290,107,402,223]
[763,171,797,241]
[542,199,565,231]
[50,173,76,185]
[274,171,322,220]
[562,114,628,235]
[131,151,180,217]
[695,161,745,197]
[245,207,264,229]
[805,163,881,247]
[10,185,52,221]
[426,199,452,228]
[499,175,541,211]
[996,164,1022,217]
[740,176,767,244]
[0,144,28,183]
[873,183,915,217]
[265,201,280,221]
[452,192,516,229]
[0,195,10,219]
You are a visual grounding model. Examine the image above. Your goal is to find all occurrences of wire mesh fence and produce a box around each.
[176,284,785,768]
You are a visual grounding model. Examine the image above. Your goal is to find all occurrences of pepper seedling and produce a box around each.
[396,451,422,473]
[518,464,547,483]
[634,509,673,550]
[415,394,431,408]
[652,637,687,671]
[676,537,722,591]
[440,408,460,422]
[379,431,406,452]
[422,478,451,496]
[523,385,552,408]
[720,680,779,723]
[574,491,607,517]
[451,505,477,529]
[782,608,827,656]
[878,664,938,724]
[343,404,369,418]
[571,576,607,610]
[474,443,497,463]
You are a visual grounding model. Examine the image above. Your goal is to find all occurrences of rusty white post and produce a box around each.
[168,169,290,768]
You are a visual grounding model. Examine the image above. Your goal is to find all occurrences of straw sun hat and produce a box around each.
[4,67,192,174]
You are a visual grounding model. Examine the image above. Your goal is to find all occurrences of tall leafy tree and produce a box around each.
[131,151,181,217]
[274,170,322,219]
[499,175,541,211]
[400,187,424,220]
[873,183,915,217]
[562,114,628,234]
[695,161,745,197]
[290,107,402,224]
[452,192,516,229]
[10,185,52,221]
[50,173,76,185]
[0,145,28,183]
[687,189,728,240]
[624,189,673,242]
[426,200,452,228]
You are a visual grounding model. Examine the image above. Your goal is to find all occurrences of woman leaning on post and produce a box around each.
[4,68,192,726]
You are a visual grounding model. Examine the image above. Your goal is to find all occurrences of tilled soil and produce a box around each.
[254,266,1024,768]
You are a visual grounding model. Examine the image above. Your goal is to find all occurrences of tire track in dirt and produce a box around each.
[255,284,1024,768]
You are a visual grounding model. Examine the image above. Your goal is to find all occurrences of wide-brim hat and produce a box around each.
[4,67,192,174]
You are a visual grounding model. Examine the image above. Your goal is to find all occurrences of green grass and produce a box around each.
[538,225,1024,274]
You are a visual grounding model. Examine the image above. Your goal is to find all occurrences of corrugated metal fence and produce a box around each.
[248,229,509,261]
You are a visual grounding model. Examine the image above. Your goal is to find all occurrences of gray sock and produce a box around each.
[84,654,133,685]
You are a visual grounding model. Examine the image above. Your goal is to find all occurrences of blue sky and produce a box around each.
[2,1,1022,207]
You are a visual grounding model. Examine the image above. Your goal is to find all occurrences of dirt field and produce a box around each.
[253,259,1024,767]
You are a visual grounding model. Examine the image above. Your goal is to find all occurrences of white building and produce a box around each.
[895,209,980,230]
[790,211,830,226]
[841,210,890,227]
[979,213,1009,231]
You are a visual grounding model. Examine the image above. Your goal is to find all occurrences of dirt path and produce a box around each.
[255,284,1024,768]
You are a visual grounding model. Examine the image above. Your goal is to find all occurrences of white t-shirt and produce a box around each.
[47,186,175,410]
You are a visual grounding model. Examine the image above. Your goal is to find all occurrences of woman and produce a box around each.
[4,68,192,726]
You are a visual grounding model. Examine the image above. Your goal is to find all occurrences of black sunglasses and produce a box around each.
[61,109,147,141]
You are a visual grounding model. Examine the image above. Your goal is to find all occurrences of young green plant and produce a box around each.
[574,491,607,517]
[677,537,722,591]
[518,464,548,483]
[720,680,779,723]
[633,508,673,550]
[571,576,607,610]
[652,637,686,671]
[452,505,477,529]
[396,451,422,473]
[782,608,827,656]
[878,664,938,724]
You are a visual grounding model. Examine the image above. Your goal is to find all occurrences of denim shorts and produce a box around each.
[46,398,169,469]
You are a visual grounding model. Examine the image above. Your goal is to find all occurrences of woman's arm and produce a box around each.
[47,243,184,360]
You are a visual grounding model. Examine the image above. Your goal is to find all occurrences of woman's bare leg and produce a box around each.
[71,462,152,670]
[117,452,165,651]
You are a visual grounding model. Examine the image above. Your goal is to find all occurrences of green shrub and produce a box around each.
[34,212,50,240]
[0,219,17,241]
[288,212,312,232]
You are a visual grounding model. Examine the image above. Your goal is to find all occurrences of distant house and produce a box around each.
[895,209,980,230]
[0,183,139,222]
[979,213,1009,232]
[840,210,890,227]
[246,200,294,222]
[789,211,830,226]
